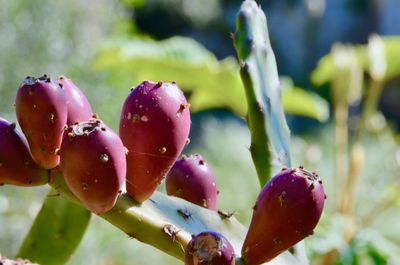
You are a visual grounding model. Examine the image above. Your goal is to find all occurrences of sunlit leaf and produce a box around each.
[311,36,400,86]
[93,36,329,122]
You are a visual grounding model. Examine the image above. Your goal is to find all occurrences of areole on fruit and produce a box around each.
[185,231,235,265]
[166,154,218,210]
[119,81,191,202]
[60,119,126,214]
[0,118,48,186]
[241,166,326,265]
[15,74,68,169]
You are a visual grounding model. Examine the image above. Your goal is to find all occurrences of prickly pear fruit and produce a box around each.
[241,167,326,265]
[119,81,190,202]
[58,76,93,125]
[0,118,48,186]
[60,119,126,214]
[15,75,67,169]
[185,231,235,265]
[166,154,218,210]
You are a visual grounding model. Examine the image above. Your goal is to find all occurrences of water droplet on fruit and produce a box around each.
[127,112,132,120]
[94,179,98,183]
[0,162,3,167]
[100,154,109,163]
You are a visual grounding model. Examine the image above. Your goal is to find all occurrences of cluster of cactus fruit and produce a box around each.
[0,73,326,264]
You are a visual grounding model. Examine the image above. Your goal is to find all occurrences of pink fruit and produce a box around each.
[60,119,126,214]
[166,154,218,210]
[241,167,326,264]
[0,118,48,186]
[15,75,67,169]
[119,81,191,202]
[58,76,93,125]
[185,231,235,265]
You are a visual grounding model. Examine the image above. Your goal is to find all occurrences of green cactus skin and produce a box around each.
[46,171,298,265]
[234,0,292,186]
[233,1,311,264]
[17,189,91,265]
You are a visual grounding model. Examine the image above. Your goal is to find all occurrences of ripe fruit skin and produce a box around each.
[60,120,126,214]
[242,167,326,265]
[58,76,93,125]
[166,154,218,210]
[185,231,235,265]
[119,81,190,202]
[0,118,48,186]
[15,75,67,169]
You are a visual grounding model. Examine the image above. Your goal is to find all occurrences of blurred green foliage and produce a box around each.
[311,37,400,86]
[93,36,329,122]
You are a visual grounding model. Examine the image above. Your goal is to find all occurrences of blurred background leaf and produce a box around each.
[93,36,329,122]
[311,36,400,86]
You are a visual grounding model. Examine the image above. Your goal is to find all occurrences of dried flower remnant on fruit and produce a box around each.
[185,231,235,265]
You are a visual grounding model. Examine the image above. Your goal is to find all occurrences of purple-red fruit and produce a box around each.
[119,81,191,202]
[58,76,93,125]
[60,120,126,214]
[185,231,235,265]
[166,154,218,210]
[0,118,48,186]
[15,75,67,169]
[241,167,326,264]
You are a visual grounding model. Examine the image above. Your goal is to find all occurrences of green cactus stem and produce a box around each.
[45,170,298,265]
[233,1,311,264]
[17,190,91,265]
[234,0,291,187]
